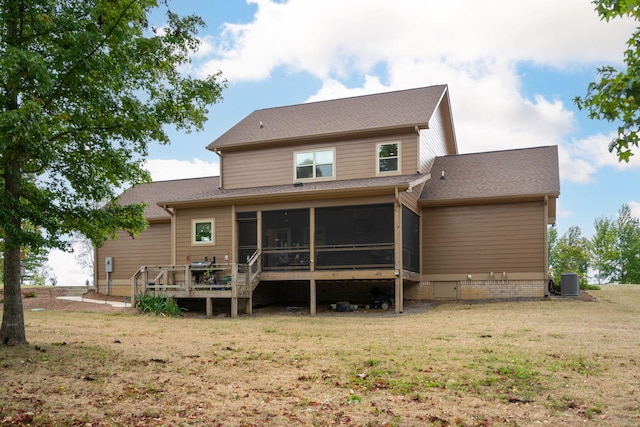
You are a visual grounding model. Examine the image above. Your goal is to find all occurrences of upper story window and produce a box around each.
[295,149,335,181]
[377,142,400,175]
[192,218,215,245]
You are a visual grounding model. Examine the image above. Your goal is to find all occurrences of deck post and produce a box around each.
[394,189,404,313]
[310,279,316,316]
[206,297,213,318]
[231,297,238,318]
[184,264,191,296]
[231,263,238,318]
[394,276,403,313]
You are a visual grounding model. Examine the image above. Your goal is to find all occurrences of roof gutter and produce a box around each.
[160,205,174,216]
[419,192,559,207]
[406,174,431,193]
[207,123,427,152]
[158,182,412,210]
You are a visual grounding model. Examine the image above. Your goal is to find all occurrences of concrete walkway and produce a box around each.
[56,296,130,308]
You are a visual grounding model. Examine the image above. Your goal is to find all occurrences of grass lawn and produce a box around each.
[1,285,639,426]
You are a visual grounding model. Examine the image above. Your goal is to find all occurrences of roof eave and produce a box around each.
[207,123,426,152]
[419,192,559,207]
[159,182,411,209]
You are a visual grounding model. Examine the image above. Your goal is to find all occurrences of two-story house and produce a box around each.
[95,85,560,317]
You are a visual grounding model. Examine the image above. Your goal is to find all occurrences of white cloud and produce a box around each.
[196,0,634,82]
[557,144,597,184]
[558,133,640,183]
[143,158,220,181]
[190,0,637,180]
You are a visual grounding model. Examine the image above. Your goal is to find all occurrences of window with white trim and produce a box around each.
[377,142,400,175]
[192,218,215,245]
[295,149,335,180]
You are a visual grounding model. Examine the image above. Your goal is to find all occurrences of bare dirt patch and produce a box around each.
[1,286,639,426]
[12,287,137,314]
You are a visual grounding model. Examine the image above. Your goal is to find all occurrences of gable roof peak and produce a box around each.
[208,84,451,150]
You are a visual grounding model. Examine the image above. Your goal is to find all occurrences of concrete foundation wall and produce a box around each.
[406,279,546,300]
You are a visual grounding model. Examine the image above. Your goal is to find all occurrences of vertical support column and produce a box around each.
[309,208,315,273]
[257,210,262,252]
[245,298,252,315]
[309,208,316,316]
[310,279,317,316]
[394,276,402,313]
[394,189,404,313]
[231,297,238,318]
[230,204,238,319]
[184,264,191,295]
[544,196,550,293]
[231,263,238,318]
[206,297,213,318]
[170,209,176,265]
[231,204,237,264]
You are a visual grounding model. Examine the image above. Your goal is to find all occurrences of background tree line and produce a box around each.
[549,203,640,287]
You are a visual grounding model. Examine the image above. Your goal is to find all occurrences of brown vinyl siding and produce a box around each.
[422,201,545,274]
[399,180,426,213]
[96,222,171,282]
[222,134,418,190]
[223,145,293,189]
[419,105,452,173]
[399,134,419,176]
[174,206,233,264]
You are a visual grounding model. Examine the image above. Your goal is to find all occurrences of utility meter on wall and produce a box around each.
[105,257,114,273]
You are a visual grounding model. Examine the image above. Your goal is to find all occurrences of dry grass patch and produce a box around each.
[1,286,640,426]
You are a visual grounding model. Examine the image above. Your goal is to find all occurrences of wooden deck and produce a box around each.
[131,249,417,317]
[131,251,261,318]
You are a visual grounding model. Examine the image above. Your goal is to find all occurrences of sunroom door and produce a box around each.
[237,212,257,270]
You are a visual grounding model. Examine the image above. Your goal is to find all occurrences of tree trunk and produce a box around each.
[0,243,27,346]
[0,166,27,345]
[0,1,28,346]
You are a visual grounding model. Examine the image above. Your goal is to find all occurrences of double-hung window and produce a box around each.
[377,142,400,175]
[295,149,335,181]
[192,218,215,245]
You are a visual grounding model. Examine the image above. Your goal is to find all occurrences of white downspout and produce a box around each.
[215,149,223,189]
[161,205,176,265]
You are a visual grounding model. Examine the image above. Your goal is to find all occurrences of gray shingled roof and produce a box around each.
[158,174,424,207]
[117,147,558,215]
[116,177,218,220]
[207,85,449,150]
[420,146,560,204]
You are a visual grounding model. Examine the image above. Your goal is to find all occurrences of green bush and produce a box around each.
[135,294,185,317]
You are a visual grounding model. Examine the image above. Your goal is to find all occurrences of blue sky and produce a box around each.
[51,0,640,285]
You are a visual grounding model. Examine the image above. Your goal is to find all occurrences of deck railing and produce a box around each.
[130,256,262,308]
[246,249,261,291]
